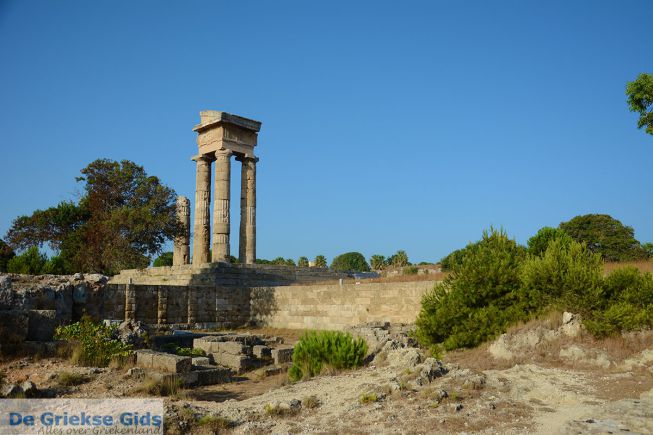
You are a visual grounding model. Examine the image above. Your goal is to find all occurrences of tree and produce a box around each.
[390,250,409,267]
[559,214,647,262]
[0,239,15,273]
[314,255,327,268]
[370,254,385,270]
[5,159,180,275]
[153,252,173,267]
[626,73,653,135]
[527,227,573,257]
[297,256,309,267]
[643,242,653,258]
[330,252,370,272]
[7,246,47,274]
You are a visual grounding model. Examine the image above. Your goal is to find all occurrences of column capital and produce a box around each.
[235,155,259,164]
[214,149,233,161]
[191,153,213,163]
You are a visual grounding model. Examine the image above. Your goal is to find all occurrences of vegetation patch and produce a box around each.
[55,316,132,367]
[288,331,367,381]
[57,371,89,387]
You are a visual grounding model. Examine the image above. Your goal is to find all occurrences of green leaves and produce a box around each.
[288,331,367,381]
[626,72,653,135]
[330,252,370,272]
[55,317,132,367]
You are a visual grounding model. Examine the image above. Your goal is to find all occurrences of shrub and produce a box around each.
[527,227,572,256]
[57,371,89,387]
[297,256,309,267]
[153,252,173,267]
[197,414,232,430]
[520,239,603,314]
[55,316,132,367]
[314,255,327,268]
[139,376,181,396]
[415,228,528,350]
[440,247,470,272]
[288,331,367,381]
[7,246,47,274]
[584,267,653,336]
[330,252,370,272]
[42,255,69,275]
[359,392,379,404]
[403,266,419,275]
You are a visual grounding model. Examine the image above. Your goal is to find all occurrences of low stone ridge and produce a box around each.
[135,350,192,373]
[271,347,293,365]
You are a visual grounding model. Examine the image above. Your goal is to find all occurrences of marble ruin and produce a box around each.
[191,111,261,265]
[172,196,190,266]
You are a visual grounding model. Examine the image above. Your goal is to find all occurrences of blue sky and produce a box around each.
[0,0,651,264]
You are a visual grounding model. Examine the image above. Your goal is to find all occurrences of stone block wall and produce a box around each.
[250,281,438,330]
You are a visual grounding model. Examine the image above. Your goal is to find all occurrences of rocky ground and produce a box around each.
[1,316,652,434]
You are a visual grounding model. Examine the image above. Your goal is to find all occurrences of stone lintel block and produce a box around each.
[191,356,211,367]
[135,350,157,369]
[146,351,192,373]
[217,341,251,355]
[154,371,199,387]
[210,352,255,373]
[272,347,294,365]
[252,345,271,360]
[196,367,230,385]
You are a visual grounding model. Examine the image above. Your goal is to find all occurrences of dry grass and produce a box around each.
[137,375,183,397]
[57,371,89,387]
[603,259,653,275]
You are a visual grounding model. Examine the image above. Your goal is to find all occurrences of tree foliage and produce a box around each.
[389,250,409,267]
[153,252,173,267]
[559,214,647,262]
[5,159,180,275]
[526,227,573,257]
[330,252,370,272]
[0,239,15,273]
[6,246,47,275]
[297,256,309,268]
[370,255,386,270]
[415,228,528,350]
[626,73,653,135]
[314,255,327,268]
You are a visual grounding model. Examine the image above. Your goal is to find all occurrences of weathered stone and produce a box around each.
[253,345,271,359]
[271,347,293,365]
[27,310,57,341]
[0,310,28,345]
[195,367,230,385]
[127,367,146,379]
[173,196,191,266]
[151,352,192,373]
[217,341,251,356]
[135,350,157,368]
[192,155,212,265]
[192,356,211,367]
[211,352,255,373]
[2,384,22,398]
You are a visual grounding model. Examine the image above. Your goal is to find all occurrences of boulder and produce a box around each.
[20,380,38,398]
[117,320,149,347]
[271,347,294,365]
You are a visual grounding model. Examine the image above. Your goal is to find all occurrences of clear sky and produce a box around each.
[0,0,651,264]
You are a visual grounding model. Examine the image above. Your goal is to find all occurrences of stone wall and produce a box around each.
[250,281,438,330]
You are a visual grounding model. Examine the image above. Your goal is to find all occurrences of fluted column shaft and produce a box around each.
[238,157,257,264]
[192,156,212,265]
[212,149,232,262]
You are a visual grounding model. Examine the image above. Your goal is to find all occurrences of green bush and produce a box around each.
[440,246,471,272]
[42,255,69,275]
[55,316,132,367]
[153,252,173,267]
[520,239,603,314]
[584,267,653,336]
[288,331,367,381]
[403,266,418,275]
[330,252,370,272]
[527,227,572,257]
[415,228,528,350]
[7,246,47,274]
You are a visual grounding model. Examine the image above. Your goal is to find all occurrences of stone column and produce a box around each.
[238,157,257,264]
[212,149,232,262]
[173,196,191,266]
[157,287,168,324]
[187,287,197,325]
[192,155,212,265]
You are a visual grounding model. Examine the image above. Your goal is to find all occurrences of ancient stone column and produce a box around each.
[192,155,212,265]
[173,196,191,266]
[212,149,232,262]
[124,281,136,321]
[157,287,168,324]
[187,287,197,325]
[238,157,257,264]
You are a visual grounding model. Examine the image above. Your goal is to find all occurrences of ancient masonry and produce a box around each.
[107,110,439,330]
[173,111,261,266]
